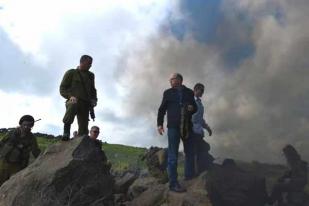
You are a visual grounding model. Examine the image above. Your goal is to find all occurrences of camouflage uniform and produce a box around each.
[269,145,308,205]
[270,160,308,205]
[60,68,97,136]
[0,128,41,186]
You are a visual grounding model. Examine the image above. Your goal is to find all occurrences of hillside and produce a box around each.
[0,130,147,172]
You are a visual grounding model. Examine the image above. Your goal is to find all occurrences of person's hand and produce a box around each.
[69,96,77,104]
[91,99,97,107]
[187,105,194,112]
[158,126,165,135]
[208,128,212,136]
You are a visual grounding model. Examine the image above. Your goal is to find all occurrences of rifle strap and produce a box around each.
[76,69,90,102]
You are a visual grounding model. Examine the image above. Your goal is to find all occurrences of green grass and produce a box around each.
[36,137,59,151]
[102,143,146,171]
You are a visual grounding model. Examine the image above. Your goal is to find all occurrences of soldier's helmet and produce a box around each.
[19,115,35,127]
[283,144,301,163]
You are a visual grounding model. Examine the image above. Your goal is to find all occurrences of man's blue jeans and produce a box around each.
[167,128,195,187]
[183,134,195,179]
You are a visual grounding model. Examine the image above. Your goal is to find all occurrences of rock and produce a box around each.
[114,171,138,194]
[128,184,167,206]
[166,173,211,206]
[205,159,268,206]
[127,176,158,199]
[114,193,127,204]
[141,147,168,184]
[126,172,212,206]
[0,136,114,206]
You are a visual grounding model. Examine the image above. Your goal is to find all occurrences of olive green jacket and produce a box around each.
[0,128,41,168]
[59,68,97,102]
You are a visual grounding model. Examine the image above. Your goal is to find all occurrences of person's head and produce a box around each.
[169,73,183,88]
[194,83,205,98]
[19,115,34,134]
[222,158,236,168]
[79,55,93,71]
[89,126,100,140]
[283,144,301,167]
[73,131,78,138]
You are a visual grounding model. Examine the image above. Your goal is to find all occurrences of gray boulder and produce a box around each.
[0,136,114,206]
[127,176,158,199]
[114,171,138,194]
[126,172,212,206]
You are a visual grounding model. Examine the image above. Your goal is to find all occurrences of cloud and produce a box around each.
[116,0,309,163]
[1,0,308,163]
[0,28,56,94]
[0,0,172,147]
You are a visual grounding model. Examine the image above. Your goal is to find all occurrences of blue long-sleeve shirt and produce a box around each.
[192,97,208,136]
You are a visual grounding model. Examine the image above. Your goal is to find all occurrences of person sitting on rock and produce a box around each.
[88,126,111,170]
[73,131,78,138]
[269,144,308,205]
[0,115,41,186]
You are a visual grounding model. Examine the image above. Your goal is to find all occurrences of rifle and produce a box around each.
[180,104,190,140]
[89,106,95,121]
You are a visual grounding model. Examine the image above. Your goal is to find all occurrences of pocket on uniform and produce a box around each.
[6,148,21,163]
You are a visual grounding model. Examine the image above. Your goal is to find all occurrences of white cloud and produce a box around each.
[0,0,172,145]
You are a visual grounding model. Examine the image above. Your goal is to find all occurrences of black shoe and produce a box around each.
[61,134,70,141]
[61,135,70,141]
[169,184,186,193]
[62,124,71,141]
[184,176,195,181]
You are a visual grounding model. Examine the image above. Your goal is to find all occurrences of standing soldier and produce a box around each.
[60,55,98,141]
[0,115,41,186]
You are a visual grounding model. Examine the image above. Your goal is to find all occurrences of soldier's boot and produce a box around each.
[62,124,71,141]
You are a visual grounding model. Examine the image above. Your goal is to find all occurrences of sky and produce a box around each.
[0,0,308,163]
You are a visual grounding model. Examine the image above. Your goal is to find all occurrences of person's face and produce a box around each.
[20,121,33,134]
[169,74,182,88]
[80,58,92,71]
[90,128,100,140]
[194,88,204,98]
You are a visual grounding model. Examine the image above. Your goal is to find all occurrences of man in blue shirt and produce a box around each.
[192,83,212,137]
[189,83,213,175]
[157,73,197,192]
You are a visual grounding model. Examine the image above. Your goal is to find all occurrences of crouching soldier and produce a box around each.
[269,145,308,205]
[0,115,41,186]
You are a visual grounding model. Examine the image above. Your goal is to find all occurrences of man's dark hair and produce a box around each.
[283,144,301,162]
[194,83,205,91]
[80,55,93,63]
[90,126,100,131]
[222,158,236,167]
[175,73,183,81]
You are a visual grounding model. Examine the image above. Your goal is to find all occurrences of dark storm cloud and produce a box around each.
[116,0,309,163]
